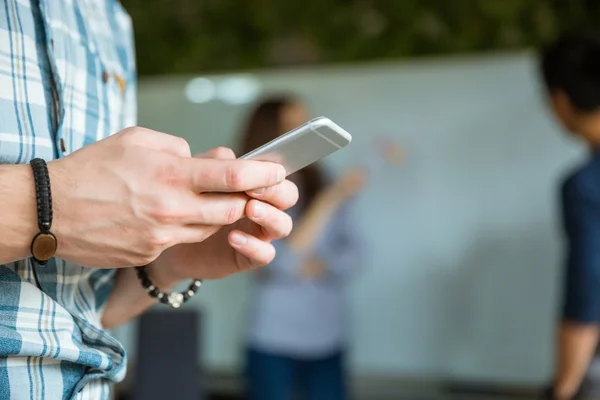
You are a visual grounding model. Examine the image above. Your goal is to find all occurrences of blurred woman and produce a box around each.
[240,96,365,400]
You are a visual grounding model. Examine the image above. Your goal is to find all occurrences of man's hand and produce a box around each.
[150,148,299,283]
[100,147,298,329]
[46,127,286,269]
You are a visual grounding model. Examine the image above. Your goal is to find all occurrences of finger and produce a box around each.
[119,127,192,158]
[194,147,236,160]
[245,199,293,240]
[174,224,220,245]
[183,158,286,193]
[175,192,249,225]
[149,190,248,226]
[228,230,276,269]
[246,180,298,210]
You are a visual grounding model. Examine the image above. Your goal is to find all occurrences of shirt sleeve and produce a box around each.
[314,201,364,281]
[563,177,600,254]
[561,175,600,322]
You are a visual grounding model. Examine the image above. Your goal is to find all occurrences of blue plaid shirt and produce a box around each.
[0,1,136,398]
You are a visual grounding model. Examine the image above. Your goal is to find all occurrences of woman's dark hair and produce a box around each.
[540,30,600,112]
[239,95,326,211]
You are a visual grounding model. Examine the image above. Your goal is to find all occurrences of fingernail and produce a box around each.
[253,202,266,219]
[230,232,247,246]
[277,166,286,182]
[252,188,266,196]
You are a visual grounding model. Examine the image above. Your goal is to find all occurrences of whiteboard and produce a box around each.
[114,51,583,385]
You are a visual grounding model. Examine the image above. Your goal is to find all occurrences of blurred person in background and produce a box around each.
[240,96,365,400]
[540,30,600,400]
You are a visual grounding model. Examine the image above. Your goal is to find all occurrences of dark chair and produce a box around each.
[132,309,203,400]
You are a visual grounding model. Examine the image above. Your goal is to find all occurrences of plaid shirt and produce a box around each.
[0,0,136,398]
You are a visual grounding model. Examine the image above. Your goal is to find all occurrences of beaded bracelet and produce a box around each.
[135,266,202,308]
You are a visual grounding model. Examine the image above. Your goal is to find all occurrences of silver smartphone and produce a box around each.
[240,116,352,175]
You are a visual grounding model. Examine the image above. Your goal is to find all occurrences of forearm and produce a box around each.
[101,263,179,329]
[555,322,599,400]
[0,164,39,264]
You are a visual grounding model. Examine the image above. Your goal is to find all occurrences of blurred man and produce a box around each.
[0,1,297,398]
[540,31,600,400]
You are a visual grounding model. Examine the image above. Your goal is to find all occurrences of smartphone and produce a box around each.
[240,117,352,176]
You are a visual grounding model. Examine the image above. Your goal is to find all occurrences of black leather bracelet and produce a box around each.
[135,266,202,309]
[30,158,57,265]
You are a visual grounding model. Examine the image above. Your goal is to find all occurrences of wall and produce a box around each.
[113,51,584,385]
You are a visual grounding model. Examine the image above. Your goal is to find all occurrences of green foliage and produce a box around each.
[122,0,600,76]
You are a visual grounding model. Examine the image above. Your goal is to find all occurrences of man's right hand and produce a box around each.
[47,127,286,268]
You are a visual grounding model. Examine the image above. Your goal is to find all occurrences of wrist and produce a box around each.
[145,259,181,291]
[45,160,69,259]
[0,165,38,262]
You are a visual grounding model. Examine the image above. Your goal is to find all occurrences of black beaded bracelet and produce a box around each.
[30,158,57,265]
[135,266,202,308]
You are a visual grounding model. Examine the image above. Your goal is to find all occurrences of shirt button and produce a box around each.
[114,74,126,95]
[102,71,109,83]
[59,138,66,153]
[50,39,54,48]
